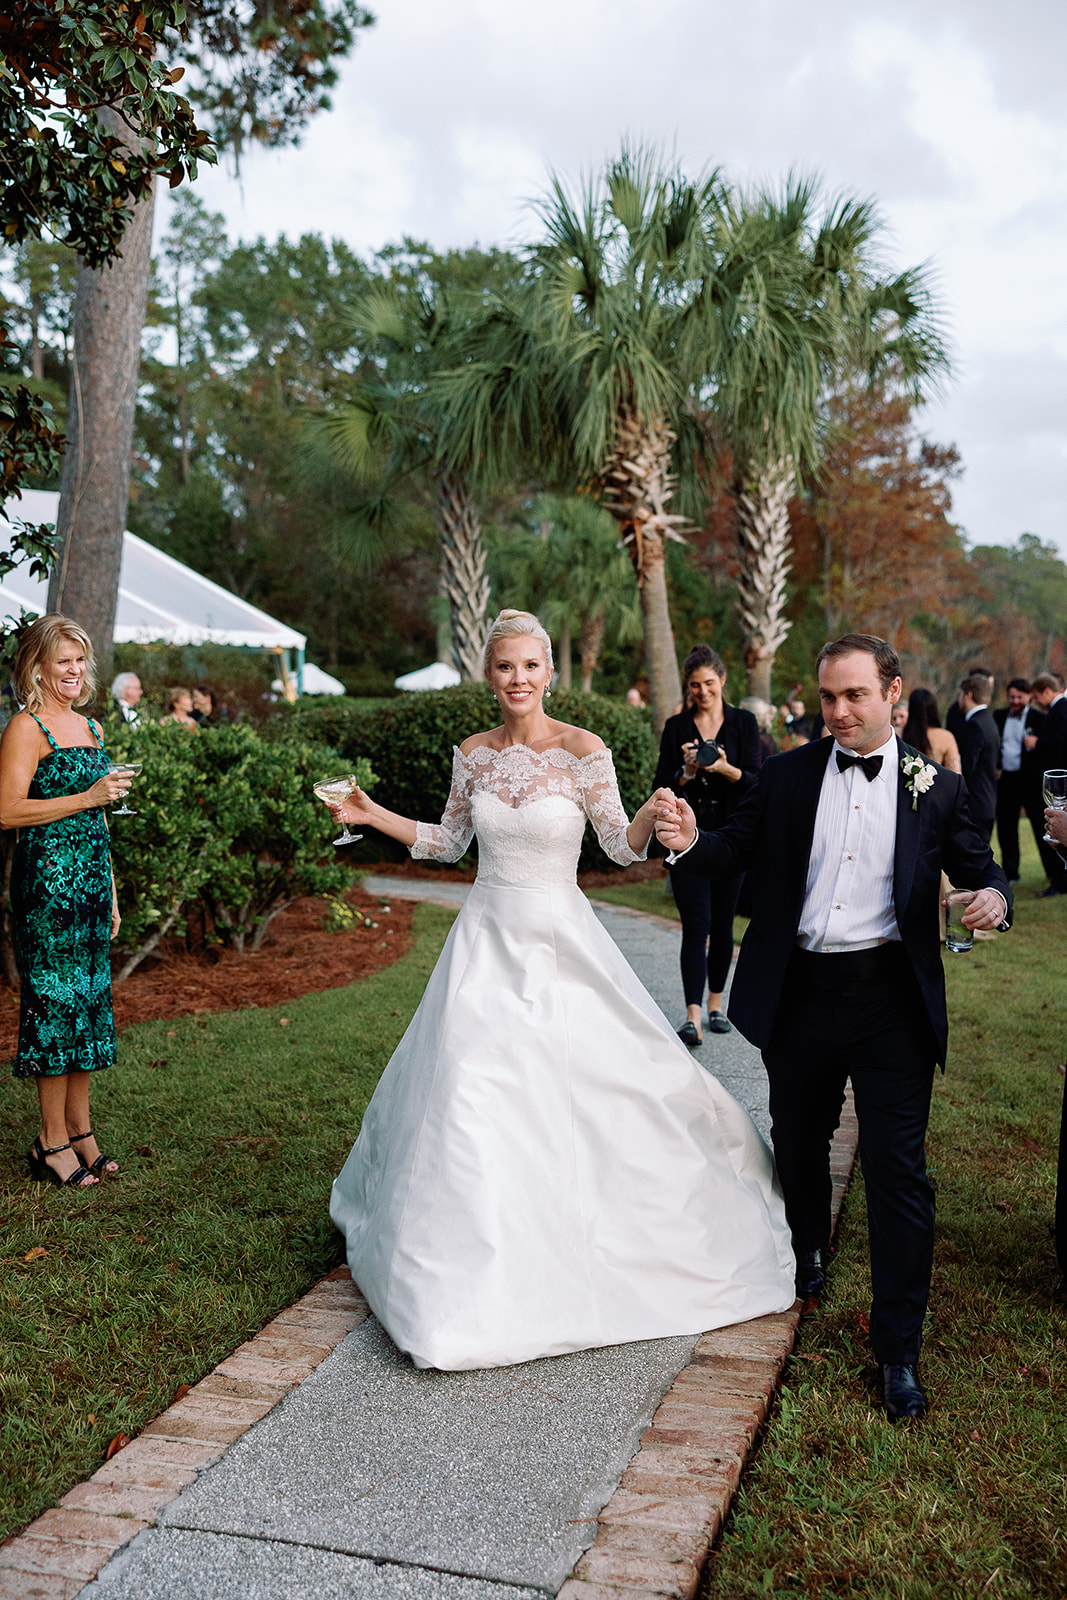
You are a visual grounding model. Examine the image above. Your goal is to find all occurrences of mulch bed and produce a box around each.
[0,886,415,1059]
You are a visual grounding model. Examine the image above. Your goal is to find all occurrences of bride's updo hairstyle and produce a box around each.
[483,609,554,676]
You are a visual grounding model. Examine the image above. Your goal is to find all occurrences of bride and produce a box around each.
[329,609,795,1371]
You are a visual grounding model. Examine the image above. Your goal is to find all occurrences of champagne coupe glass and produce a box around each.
[1042,769,1067,843]
[313,774,362,846]
[108,761,142,816]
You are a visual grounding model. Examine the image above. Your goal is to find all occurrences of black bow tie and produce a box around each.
[836,751,883,781]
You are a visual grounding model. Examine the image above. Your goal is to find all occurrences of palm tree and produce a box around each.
[436,147,722,728]
[697,178,949,699]
[319,286,495,680]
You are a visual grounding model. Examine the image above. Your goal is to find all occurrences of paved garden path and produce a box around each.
[3,880,857,1600]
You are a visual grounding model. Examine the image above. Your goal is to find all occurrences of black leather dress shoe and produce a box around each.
[677,1020,701,1047]
[794,1248,826,1298]
[1037,886,1064,899]
[880,1363,927,1421]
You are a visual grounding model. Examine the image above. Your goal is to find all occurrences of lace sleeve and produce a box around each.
[579,749,647,866]
[410,748,475,862]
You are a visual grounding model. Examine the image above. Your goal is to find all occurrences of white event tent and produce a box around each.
[0,490,343,695]
[394,660,461,691]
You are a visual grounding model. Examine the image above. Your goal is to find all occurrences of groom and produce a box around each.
[655,634,1011,1420]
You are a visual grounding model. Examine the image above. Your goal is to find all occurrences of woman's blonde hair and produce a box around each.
[482,609,554,676]
[12,613,97,713]
[164,686,191,715]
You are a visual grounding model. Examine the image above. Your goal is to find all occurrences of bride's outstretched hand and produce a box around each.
[333,785,378,831]
[655,794,697,853]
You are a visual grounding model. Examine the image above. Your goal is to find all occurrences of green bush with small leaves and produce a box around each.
[104,719,376,972]
[285,684,658,872]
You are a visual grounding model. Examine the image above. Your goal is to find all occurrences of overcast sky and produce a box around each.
[174,0,1067,556]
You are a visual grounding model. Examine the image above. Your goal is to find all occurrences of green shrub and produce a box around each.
[295,684,657,873]
[104,720,376,972]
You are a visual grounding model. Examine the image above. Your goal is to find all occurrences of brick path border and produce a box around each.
[0,1272,371,1599]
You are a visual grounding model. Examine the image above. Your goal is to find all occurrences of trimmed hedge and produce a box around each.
[284,685,658,874]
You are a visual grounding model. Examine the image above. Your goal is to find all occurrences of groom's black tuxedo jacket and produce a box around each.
[674,736,1012,1067]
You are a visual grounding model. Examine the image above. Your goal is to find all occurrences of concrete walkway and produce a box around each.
[2,879,858,1600]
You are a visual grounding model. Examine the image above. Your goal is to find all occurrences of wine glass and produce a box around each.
[108,761,142,816]
[313,774,362,846]
[1042,769,1067,842]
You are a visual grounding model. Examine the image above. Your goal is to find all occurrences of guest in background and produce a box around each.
[956,672,1000,845]
[993,678,1045,885]
[111,672,142,726]
[902,688,961,773]
[653,646,762,1046]
[190,685,215,725]
[1041,804,1067,1280]
[1031,671,1067,897]
[624,686,647,709]
[782,698,812,741]
[891,700,909,733]
[162,687,198,729]
[946,666,993,743]
[740,696,779,764]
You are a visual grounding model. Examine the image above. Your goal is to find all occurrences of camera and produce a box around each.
[694,738,721,767]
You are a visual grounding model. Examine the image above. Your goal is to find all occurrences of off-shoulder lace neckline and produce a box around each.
[453,743,608,767]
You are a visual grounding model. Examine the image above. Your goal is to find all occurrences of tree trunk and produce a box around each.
[30,292,43,382]
[557,618,572,689]
[733,458,795,703]
[639,545,682,731]
[579,608,606,693]
[48,105,155,683]
[599,405,686,732]
[435,469,490,680]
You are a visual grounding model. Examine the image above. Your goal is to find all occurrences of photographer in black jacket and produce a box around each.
[653,645,762,1046]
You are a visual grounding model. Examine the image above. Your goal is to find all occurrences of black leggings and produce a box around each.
[669,868,743,1005]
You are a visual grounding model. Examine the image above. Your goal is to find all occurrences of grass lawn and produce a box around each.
[588,875,681,920]
[703,833,1067,1600]
[0,901,455,1542]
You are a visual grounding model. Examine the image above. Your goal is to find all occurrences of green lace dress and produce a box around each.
[11,714,116,1079]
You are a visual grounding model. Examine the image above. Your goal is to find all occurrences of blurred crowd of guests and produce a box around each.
[111,674,218,730]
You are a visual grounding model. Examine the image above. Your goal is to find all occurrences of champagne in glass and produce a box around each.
[314,774,362,846]
[108,762,142,815]
[1042,769,1067,842]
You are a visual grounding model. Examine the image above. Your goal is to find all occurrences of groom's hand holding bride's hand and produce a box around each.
[654,794,697,854]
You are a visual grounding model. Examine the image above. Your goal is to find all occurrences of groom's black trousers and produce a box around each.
[762,942,937,1366]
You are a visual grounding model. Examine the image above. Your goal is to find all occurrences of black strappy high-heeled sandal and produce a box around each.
[69,1129,120,1179]
[28,1136,97,1188]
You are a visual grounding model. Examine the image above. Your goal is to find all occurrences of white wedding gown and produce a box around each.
[330,744,795,1370]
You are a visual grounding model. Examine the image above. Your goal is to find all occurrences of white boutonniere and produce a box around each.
[901,752,937,810]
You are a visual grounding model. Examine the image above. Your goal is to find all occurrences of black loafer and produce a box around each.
[794,1248,826,1298]
[706,1010,732,1034]
[677,1020,702,1047]
[880,1363,927,1421]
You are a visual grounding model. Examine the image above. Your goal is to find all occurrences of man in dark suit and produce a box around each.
[1032,671,1067,897]
[945,665,993,744]
[993,678,1045,883]
[655,633,1011,1421]
[956,672,1000,844]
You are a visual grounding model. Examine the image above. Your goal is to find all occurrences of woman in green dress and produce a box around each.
[0,614,133,1187]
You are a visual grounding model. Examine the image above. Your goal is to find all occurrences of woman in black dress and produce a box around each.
[0,615,132,1187]
[653,646,763,1045]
